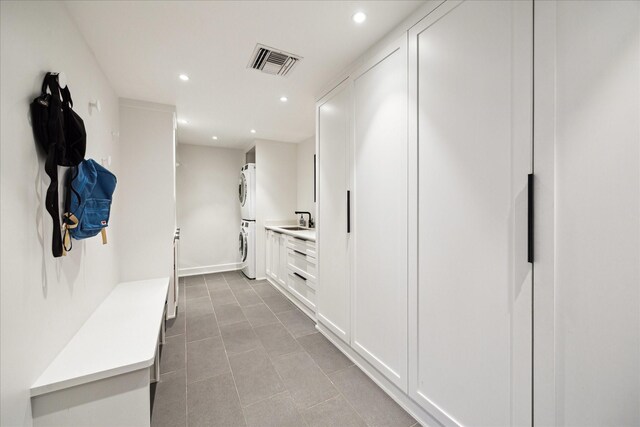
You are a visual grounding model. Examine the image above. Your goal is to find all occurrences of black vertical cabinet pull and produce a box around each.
[347,190,351,233]
[528,174,534,263]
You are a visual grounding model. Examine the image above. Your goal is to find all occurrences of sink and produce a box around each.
[278,226,309,231]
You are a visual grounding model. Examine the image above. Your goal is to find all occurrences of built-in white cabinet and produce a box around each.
[317,3,532,425]
[266,228,317,318]
[317,34,409,389]
[316,80,352,343]
[317,2,639,426]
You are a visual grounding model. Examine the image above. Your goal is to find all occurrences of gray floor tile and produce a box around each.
[185,275,205,287]
[229,348,285,406]
[251,282,281,298]
[203,272,224,282]
[276,309,316,338]
[186,313,220,342]
[166,312,186,337]
[228,279,252,292]
[242,303,279,328]
[297,332,353,374]
[261,293,295,314]
[243,393,305,427]
[154,369,186,407]
[206,278,230,292]
[186,336,230,384]
[271,351,338,409]
[253,322,301,357]
[214,302,247,326]
[186,296,214,319]
[223,270,244,279]
[210,289,237,307]
[185,284,209,301]
[329,365,416,427]
[220,320,262,355]
[187,373,246,427]
[160,335,185,374]
[302,395,366,427]
[232,287,262,307]
[226,275,249,284]
[152,396,186,427]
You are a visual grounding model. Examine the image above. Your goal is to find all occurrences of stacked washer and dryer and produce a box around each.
[238,164,256,279]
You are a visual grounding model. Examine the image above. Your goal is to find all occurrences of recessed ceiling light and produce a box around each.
[178,119,188,124]
[280,96,288,102]
[250,129,256,134]
[212,136,218,140]
[352,11,367,24]
[179,74,189,81]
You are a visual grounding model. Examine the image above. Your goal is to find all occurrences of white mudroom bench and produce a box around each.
[30,277,170,427]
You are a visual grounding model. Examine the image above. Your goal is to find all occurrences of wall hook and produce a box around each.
[89,99,101,115]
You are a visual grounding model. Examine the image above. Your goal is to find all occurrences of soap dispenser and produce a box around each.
[298,214,305,227]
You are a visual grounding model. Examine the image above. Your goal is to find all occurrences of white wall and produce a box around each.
[118,99,176,282]
[0,2,121,425]
[255,139,298,278]
[176,143,244,275]
[296,137,316,218]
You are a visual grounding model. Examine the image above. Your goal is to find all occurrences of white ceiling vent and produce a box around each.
[247,44,302,77]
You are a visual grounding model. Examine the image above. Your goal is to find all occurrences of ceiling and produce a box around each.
[65,1,424,149]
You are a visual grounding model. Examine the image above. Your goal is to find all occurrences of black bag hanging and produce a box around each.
[30,73,86,257]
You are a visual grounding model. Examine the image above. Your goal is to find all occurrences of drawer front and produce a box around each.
[287,236,316,259]
[287,271,315,311]
[287,248,317,282]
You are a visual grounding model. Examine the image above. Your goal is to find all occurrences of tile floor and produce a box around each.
[152,271,418,427]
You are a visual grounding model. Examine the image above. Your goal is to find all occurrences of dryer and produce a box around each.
[239,163,256,220]
[239,220,255,279]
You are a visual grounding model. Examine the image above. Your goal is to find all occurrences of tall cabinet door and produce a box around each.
[351,35,408,391]
[409,1,533,426]
[317,80,351,343]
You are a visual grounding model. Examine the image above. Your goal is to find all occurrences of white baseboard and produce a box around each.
[178,262,242,277]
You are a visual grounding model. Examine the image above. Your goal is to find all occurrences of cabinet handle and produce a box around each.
[528,173,534,263]
[347,190,351,233]
[293,272,307,281]
[293,249,306,257]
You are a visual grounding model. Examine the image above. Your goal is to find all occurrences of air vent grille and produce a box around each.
[248,44,301,77]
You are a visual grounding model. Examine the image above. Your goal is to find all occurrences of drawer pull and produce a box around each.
[293,272,307,281]
[293,249,306,257]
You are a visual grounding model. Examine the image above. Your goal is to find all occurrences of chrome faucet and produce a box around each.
[295,211,314,228]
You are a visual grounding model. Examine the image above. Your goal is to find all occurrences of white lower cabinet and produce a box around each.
[265,228,316,317]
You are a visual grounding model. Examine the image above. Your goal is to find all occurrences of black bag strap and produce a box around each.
[62,166,79,253]
[42,73,64,257]
[60,85,73,108]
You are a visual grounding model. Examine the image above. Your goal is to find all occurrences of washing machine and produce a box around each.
[239,163,255,221]
[239,220,255,279]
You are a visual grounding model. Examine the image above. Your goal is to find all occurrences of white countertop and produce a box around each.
[31,277,169,397]
[265,225,316,242]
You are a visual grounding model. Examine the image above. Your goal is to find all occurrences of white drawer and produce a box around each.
[287,248,317,282]
[287,236,316,259]
[287,271,315,311]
